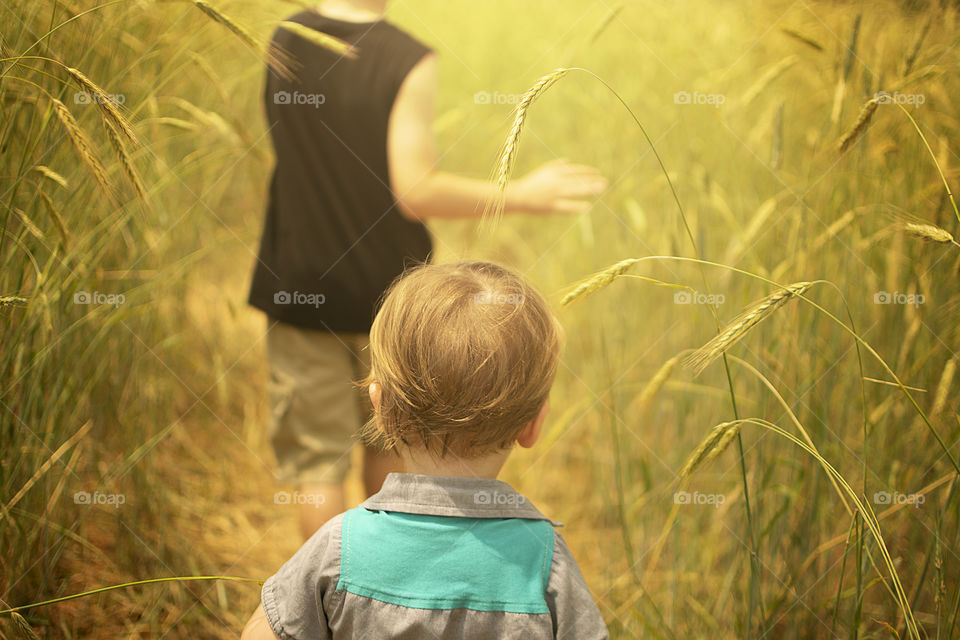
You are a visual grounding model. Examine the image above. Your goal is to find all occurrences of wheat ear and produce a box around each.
[685,282,814,374]
[50,98,113,197]
[837,97,879,153]
[487,68,570,220]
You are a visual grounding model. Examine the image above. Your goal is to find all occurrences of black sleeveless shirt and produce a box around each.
[248,12,433,333]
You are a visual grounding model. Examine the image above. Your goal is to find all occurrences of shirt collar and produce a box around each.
[360,473,562,526]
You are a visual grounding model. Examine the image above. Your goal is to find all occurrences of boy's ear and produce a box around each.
[517,401,548,449]
[368,382,381,410]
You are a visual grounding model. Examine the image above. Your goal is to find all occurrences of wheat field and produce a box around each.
[2,0,959,638]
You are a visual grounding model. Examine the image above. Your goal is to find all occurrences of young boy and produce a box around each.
[249,0,607,540]
[241,262,609,639]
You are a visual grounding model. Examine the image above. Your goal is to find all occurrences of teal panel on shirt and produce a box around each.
[337,508,554,614]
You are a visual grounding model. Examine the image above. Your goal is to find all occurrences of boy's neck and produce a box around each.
[316,0,387,22]
[399,447,511,480]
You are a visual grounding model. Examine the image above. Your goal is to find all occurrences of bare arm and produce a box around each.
[387,54,607,220]
[240,604,280,640]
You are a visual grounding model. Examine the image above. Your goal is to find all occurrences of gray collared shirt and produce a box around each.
[262,473,609,639]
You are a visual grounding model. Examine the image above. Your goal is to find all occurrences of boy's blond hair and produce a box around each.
[362,261,563,458]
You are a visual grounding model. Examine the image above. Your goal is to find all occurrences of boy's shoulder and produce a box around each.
[360,472,561,522]
[262,475,609,640]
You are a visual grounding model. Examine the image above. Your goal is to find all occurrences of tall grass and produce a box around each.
[3,0,960,638]
[2,0,278,636]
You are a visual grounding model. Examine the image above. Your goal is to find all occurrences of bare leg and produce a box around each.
[298,484,345,539]
[363,445,401,496]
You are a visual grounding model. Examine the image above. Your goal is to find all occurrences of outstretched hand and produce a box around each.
[510,158,608,215]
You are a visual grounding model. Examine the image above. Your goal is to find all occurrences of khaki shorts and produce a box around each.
[266,322,371,485]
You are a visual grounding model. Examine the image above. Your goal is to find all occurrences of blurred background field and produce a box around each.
[2,0,959,638]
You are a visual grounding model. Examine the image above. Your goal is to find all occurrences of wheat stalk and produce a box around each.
[931,359,956,417]
[904,222,959,246]
[633,355,681,414]
[561,257,639,306]
[837,97,879,152]
[780,27,824,52]
[685,282,814,374]
[192,0,259,49]
[103,118,148,201]
[189,0,295,80]
[49,98,113,197]
[0,296,28,307]
[11,612,41,640]
[677,421,742,482]
[13,208,45,241]
[279,20,358,59]
[902,17,931,77]
[33,165,68,188]
[38,191,71,250]
[741,55,798,107]
[487,68,570,220]
[64,66,137,144]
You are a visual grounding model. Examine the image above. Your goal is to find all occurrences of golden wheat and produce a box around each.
[189,0,295,80]
[38,191,71,250]
[13,208,45,242]
[0,296,28,307]
[64,66,137,144]
[11,612,41,640]
[103,119,148,201]
[279,20,358,59]
[837,97,879,152]
[632,355,681,415]
[685,282,814,374]
[488,68,570,219]
[904,222,958,246]
[931,359,956,417]
[49,98,113,197]
[561,258,639,306]
[677,421,742,481]
[33,166,68,189]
